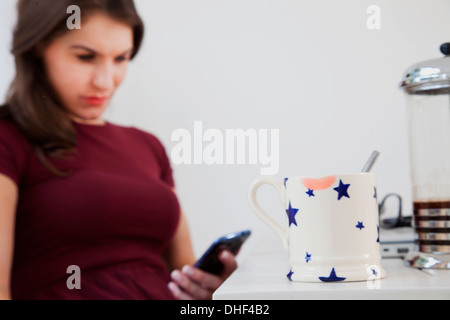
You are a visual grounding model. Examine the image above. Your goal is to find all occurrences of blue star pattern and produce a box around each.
[356,221,365,230]
[305,252,312,263]
[286,268,294,281]
[286,201,299,227]
[333,180,350,200]
[283,177,380,282]
[318,268,346,282]
[371,267,377,276]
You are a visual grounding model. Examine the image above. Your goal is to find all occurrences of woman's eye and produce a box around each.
[115,56,130,63]
[77,55,95,61]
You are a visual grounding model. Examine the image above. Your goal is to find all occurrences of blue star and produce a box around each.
[356,221,365,230]
[318,268,346,282]
[286,268,294,281]
[306,189,315,197]
[284,178,288,188]
[373,186,377,199]
[305,252,312,263]
[333,180,350,200]
[286,201,299,227]
[376,225,380,243]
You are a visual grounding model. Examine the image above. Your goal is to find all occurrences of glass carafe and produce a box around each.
[400,43,450,269]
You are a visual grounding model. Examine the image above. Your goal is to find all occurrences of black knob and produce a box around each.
[441,43,450,56]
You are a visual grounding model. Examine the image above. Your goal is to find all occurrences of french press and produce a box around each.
[400,43,450,269]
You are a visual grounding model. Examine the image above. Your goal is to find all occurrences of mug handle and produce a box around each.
[248,176,288,250]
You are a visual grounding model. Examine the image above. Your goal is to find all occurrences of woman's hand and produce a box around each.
[168,250,238,300]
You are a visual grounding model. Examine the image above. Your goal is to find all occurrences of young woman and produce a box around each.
[0,0,236,300]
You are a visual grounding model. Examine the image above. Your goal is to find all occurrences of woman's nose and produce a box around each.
[91,63,115,90]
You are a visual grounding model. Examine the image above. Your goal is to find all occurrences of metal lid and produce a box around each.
[400,43,450,95]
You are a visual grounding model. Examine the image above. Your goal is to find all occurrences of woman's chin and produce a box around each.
[70,114,106,125]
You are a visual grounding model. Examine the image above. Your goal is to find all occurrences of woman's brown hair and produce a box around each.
[0,0,144,177]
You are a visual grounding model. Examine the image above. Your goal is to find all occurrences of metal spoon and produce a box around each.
[361,150,380,173]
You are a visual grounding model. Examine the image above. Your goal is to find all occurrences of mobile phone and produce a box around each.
[194,230,251,275]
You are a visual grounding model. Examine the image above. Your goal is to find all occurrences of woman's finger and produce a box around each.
[181,265,222,291]
[218,250,238,279]
[171,270,212,300]
[168,281,193,300]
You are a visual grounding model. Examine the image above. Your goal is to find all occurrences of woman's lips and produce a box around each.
[81,96,109,106]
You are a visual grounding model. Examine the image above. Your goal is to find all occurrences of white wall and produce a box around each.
[1,0,450,258]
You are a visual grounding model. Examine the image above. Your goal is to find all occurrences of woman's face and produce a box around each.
[42,12,134,125]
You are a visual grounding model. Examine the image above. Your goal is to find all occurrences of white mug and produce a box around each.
[248,173,386,282]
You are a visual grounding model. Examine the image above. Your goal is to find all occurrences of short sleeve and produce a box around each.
[135,129,175,188]
[156,139,175,187]
[0,138,19,185]
[0,121,30,186]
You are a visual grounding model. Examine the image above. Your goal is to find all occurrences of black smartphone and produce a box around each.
[194,230,251,275]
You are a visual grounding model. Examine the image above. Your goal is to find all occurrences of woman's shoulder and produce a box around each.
[0,117,34,185]
[0,117,31,148]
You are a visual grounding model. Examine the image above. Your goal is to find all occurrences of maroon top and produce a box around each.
[0,119,180,300]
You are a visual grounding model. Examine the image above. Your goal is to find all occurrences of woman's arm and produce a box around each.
[0,174,19,300]
[164,188,238,300]
[163,207,197,271]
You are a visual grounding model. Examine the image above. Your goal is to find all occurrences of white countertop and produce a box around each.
[213,231,450,300]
